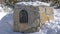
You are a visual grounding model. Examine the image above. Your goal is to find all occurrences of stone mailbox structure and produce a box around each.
[14,2,54,33]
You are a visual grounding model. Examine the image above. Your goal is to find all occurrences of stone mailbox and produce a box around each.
[14,2,54,33]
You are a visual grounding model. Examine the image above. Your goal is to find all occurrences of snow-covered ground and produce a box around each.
[0,3,60,34]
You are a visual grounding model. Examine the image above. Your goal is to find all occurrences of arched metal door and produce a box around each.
[19,10,28,23]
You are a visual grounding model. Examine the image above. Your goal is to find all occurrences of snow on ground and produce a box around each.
[0,11,7,20]
[0,3,60,34]
[0,5,13,20]
[40,9,60,34]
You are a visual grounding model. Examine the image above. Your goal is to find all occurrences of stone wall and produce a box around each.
[39,7,54,27]
[14,5,40,32]
[14,3,54,33]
